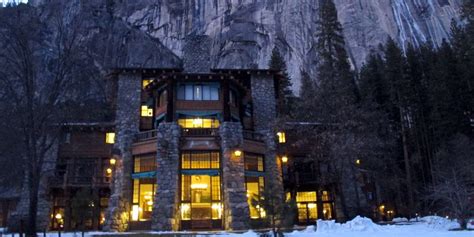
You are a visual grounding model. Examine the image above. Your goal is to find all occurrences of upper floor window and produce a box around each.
[141,105,153,117]
[244,153,264,172]
[178,117,220,128]
[177,83,219,101]
[142,79,153,89]
[277,132,286,143]
[105,132,115,144]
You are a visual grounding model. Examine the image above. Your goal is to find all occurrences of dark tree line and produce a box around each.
[272,0,473,228]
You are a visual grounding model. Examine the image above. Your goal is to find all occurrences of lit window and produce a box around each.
[142,79,153,89]
[296,191,318,222]
[131,179,155,221]
[178,118,220,128]
[296,192,317,202]
[105,132,115,144]
[277,132,286,143]
[141,105,153,117]
[244,153,264,172]
[246,176,265,219]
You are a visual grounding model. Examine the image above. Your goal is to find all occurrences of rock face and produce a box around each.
[31,0,461,93]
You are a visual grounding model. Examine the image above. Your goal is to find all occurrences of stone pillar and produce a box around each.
[151,122,181,231]
[219,122,250,230]
[8,141,59,232]
[250,73,277,132]
[250,73,284,222]
[104,72,141,232]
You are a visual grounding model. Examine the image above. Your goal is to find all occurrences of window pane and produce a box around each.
[194,85,202,100]
[185,85,193,100]
[132,179,139,203]
[245,154,264,172]
[323,203,333,219]
[177,86,185,100]
[308,203,318,219]
[202,85,211,100]
[296,192,317,202]
[210,86,219,100]
[297,203,308,222]
[139,182,154,220]
[181,175,191,201]
[211,176,221,201]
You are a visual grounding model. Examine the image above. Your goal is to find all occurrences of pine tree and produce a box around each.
[269,47,294,117]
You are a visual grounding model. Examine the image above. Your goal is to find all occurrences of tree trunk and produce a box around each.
[26,171,40,237]
[399,106,415,217]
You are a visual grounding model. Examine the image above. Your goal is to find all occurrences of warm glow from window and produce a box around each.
[277,132,286,143]
[246,176,265,219]
[178,118,220,128]
[190,183,208,189]
[296,192,317,202]
[141,105,153,117]
[132,180,156,221]
[131,205,140,221]
[105,132,115,144]
[142,79,153,89]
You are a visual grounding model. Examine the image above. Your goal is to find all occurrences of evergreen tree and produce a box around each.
[269,47,294,117]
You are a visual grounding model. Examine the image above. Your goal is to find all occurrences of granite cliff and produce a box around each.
[29,0,462,93]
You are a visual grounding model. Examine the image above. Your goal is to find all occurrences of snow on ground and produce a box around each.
[2,216,473,237]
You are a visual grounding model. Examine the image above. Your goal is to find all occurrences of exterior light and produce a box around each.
[234,150,242,157]
[55,213,62,220]
[379,205,385,211]
[110,158,116,165]
[281,156,288,163]
[190,183,208,189]
[106,168,113,175]
[355,159,361,165]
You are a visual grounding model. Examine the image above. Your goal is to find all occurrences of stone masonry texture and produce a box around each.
[104,72,141,232]
[219,122,250,230]
[152,122,181,231]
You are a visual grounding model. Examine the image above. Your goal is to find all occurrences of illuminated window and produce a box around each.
[323,203,333,219]
[141,105,153,117]
[246,176,265,219]
[181,152,220,169]
[296,191,317,223]
[105,132,115,144]
[277,132,286,143]
[134,154,156,173]
[131,179,156,221]
[178,117,220,128]
[142,79,153,89]
[296,192,317,202]
[244,153,264,172]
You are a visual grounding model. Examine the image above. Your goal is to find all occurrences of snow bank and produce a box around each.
[392,217,409,223]
[317,216,382,232]
[418,216,460,230]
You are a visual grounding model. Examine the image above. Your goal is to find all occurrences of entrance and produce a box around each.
[180,174,222,230]
[180,151,222,230]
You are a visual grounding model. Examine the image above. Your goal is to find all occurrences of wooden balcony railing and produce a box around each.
[182,128,219,137]
[243,130,265,142]
[49,174,111,187]
[135,130,158,142]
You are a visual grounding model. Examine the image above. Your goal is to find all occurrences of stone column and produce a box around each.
[8,141,59,232]
[151,122,181,231]
[104,72,141,232]
[219,122,250,230]
[250,73,284,222]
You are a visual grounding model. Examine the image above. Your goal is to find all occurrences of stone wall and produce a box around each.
[8,140,59,231]
[219,122,250,230]
[250,73,277,133]
[151,122,181,231]
[104,72,141,232]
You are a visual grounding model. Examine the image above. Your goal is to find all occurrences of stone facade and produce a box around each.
[219,122,250,230]
[250,73,277,133]
[8,140,59,231]
[151,122,181,231]
[104,72,142,232]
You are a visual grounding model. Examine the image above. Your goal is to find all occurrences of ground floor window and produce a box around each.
[294,190,334,223]
[131,178,156,221]
[245,176,265,219]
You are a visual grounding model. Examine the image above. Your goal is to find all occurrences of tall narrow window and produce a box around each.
[277,132,286,143]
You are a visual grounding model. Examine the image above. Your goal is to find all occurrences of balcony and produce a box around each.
[182,128,219,137]
[243,130,265,142]
[135,130,158,142]
[49,174,111,188]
